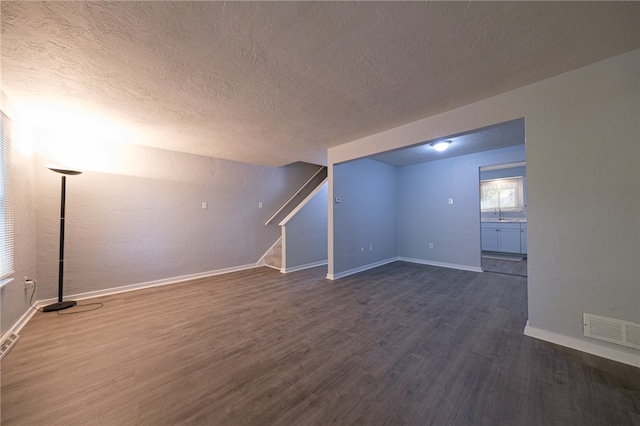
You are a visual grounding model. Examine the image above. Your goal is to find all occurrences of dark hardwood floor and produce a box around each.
[482,253,528,277]
[2,262,638,425]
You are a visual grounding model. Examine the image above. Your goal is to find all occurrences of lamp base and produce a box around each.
[42,300,77,312]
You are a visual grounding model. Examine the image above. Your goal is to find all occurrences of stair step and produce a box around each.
[265,255,282,268]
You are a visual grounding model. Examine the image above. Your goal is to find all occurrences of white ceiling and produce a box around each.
[1,2,638,167]
[369,118,525,167]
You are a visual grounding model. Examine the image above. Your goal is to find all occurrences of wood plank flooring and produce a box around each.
[482,254,528,277]
[2,262,639,425]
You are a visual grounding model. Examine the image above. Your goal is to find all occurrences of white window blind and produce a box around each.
[0,111,14,284]
[480,177,523,212]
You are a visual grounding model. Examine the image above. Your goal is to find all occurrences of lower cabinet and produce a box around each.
[481,227,499,252]
[481,222,526,254]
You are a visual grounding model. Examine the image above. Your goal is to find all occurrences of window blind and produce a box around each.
[0,111,14,283]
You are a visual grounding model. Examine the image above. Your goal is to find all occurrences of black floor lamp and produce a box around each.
[43,165,82,313]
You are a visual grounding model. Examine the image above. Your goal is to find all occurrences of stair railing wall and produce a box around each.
[264,166,326,226]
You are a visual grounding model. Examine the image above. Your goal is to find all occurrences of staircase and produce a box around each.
[261,165,328,273]
[264,238,282,270]
[265,166,327,226]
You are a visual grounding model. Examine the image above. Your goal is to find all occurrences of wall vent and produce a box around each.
[0,332,19,361]
[583,313,640,350]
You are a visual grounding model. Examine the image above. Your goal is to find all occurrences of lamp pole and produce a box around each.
[43,165,81,312]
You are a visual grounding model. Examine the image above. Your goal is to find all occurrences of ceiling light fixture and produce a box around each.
[431,140,451,152]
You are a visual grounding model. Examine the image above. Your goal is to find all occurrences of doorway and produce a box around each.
[480,161,527,277]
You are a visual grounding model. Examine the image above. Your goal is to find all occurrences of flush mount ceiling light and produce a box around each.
[431,140,451,152]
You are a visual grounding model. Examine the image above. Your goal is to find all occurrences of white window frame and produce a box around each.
[480,177,524,212]
[0,111,14,287]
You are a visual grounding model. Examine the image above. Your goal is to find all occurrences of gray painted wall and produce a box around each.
[1,135,317,334]
[329,50,639,360]
[332,159,397,276]
[282,183,328,271]
[33,147,316,298]
[397,145,525,269]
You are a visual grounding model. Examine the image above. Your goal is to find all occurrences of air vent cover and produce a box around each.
[0,332,19,361]
[583,313,640,350]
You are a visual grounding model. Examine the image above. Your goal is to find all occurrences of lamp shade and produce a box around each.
[46,164,82,175]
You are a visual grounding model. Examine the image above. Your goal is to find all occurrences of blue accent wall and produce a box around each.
[397,145,525,269]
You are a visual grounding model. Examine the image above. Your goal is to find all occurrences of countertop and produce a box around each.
[481,218,527,223]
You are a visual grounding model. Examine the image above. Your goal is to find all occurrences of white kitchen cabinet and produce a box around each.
[481,222,525,254]
[520,223,527,254]
[481,226,499,251]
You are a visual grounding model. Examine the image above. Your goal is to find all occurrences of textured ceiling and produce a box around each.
[1,2,638,167]
[370,118,525,167]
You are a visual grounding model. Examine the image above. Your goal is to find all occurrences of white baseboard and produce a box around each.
[398,257,483,273]
[64,263,260,302]
[327,257,399,280]
[8,263,261,338]
[282,260,328,274]
[3,304,39,343]
[326,256,483,280]
[524,321,640,368]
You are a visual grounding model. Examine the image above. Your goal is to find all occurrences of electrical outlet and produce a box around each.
[429,243,434,249]
[24,277,35,290]
[369,244,373,251]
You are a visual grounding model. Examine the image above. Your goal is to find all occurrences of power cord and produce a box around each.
[56,303,103,315]
[27,278,104,314]
[28,279,42,312]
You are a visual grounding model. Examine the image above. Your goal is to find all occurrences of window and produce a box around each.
[0,111,13,286]
[481,177,523,211]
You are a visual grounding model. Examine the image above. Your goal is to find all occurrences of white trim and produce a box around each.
[524,321,640,368]
[6,263,263,340]
[479,161,526,172]
[327,256,483,280]
[265,166,326,225]
[398,257,483,273]
[2,304,38,341]
[33,263,260,307]
[282,260,328,274]
[281,226,287,272]
[279,179,328,226]
[0,276,14,288]
[0,331,19,361]
[327,257,398,280]
[263,263,281,271]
